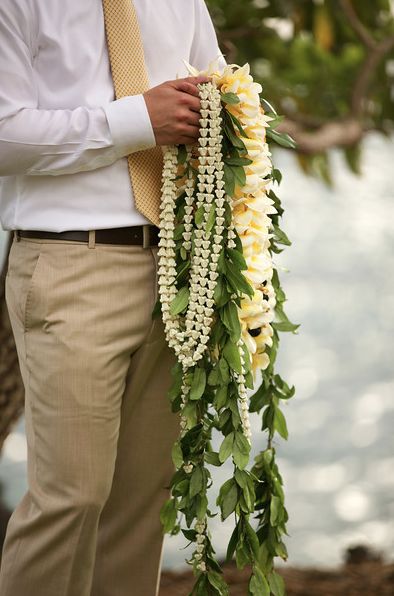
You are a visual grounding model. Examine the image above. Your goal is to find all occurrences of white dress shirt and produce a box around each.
[0,0,224,231]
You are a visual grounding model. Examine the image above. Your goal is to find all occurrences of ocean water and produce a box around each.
[0,133,393,569]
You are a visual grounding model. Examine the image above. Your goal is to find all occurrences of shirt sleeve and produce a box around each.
[0,2,156,178]
[190,0,227,71]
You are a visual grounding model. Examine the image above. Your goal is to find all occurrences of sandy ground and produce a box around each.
[159,547,394,595]
[1,500,393,595]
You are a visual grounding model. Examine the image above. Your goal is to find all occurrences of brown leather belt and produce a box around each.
[17,225,160,247]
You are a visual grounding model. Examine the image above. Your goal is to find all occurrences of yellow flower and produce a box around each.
[243,331,257,355]
[253,351,270,371]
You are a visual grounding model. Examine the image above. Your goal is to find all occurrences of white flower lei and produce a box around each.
[158,81,254,446]
[158,83,225,369]
[157,62,295,588]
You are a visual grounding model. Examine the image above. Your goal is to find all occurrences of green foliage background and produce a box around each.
[206,0,394,179]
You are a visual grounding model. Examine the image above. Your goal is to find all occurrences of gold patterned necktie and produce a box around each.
[102,0,163,227]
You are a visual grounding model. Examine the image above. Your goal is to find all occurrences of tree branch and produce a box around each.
[339,0,394,115]
[277,118,365,154]
[351,34,394,115]
[339,0,376,50]
[216,2,394,153]
[278,3,394,150]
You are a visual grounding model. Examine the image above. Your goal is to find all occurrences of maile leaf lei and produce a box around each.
[156,61,298,595]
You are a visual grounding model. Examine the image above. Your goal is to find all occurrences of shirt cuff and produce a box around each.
[103,94,156,157]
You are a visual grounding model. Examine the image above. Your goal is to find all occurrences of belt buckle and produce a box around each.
[142,224,151,249]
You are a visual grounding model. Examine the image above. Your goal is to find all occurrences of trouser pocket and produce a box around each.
[5,239,45,332]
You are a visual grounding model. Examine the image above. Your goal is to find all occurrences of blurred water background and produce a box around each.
[0,132,393,569]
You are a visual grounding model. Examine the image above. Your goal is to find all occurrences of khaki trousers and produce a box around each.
[0,236,180,596]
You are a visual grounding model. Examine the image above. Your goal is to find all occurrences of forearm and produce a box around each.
[0,95,155,177]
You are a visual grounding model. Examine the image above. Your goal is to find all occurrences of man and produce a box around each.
[0,1,225,594]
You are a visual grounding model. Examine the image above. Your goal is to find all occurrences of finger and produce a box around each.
[175,81,201,98]
[174,90,201,111]
[173,75,210,96]
[180,135,202,146]
[185,112,202,127]
[178,124,200,141]
[178,75,210,86]
[187,95,203,113]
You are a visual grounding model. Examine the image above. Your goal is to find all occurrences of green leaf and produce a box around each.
[244,520,260,559]
[275,541,289,560]
[227,247,247,270]
[190,367,207,401]
[233,431,251,470]
[223,340,243,374]
[176,259,190,283]
[214,276,230,307]
[232,165,246,187]
[226,523,239,562]
[257,542,272,575]
[224,156,253,167]
[207,365,220,386]
[189,466,204,498]
[224,123,247,151]
[270,495,282,526]
[249,383,270,412]
[221,301,242,342]
[344,144,362,175]
[274,407,289,439]
[195,205,205,226]
[218,358,231,385]
[204,451,222,466]
[268,571,286,596]
[196,493,208,519]
[221,92,240,104]
[266,114,284,129]
[249,567,270,596]
[181,401,198,428]
[245,371,254,390]
[219,431,234,463]
[177,143,187,164]
[262,405,275,432]
[171,441,183,469]
[224,201,233,227]
[173,478,189,497]
[221,480,238,520]
[272,168,283,184]
[206,203,216,234]
[266,127,296,149]
[207,570,229,594]
[235,540,250,569]
[273,375,295,400]
[273,224,291,246]
[181,528,197,541]
[151,298,162,319]
[227,111,249,138]
[168,362,184,401]
[170,286,189,315]
[191,573,208,596]
[234,468,249,489]
[214,385,228,410]
[159,498,177,533]
[272,321,300,333]
[223,163,235,197]
[225,262,254,299]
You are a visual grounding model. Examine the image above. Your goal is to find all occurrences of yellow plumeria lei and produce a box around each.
[157,62,298,595]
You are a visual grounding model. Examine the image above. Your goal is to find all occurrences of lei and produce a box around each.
[156,62,297,596]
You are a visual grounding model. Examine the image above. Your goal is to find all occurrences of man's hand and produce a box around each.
[143,76,209,146]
